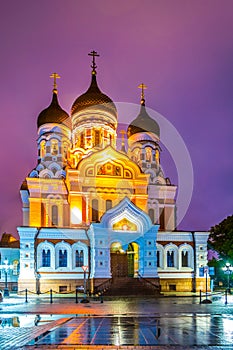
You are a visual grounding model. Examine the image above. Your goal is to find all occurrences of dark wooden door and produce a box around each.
[111,252,128,277]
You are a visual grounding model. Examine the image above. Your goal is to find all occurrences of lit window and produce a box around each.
[63,142,68,159]
[40,140,46,158]
[51,139,58,155]
[94,130,100,147]
[146,147,152,162]
[155,149,160,163]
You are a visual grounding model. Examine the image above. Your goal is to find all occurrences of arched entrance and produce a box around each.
[110,242,139,278]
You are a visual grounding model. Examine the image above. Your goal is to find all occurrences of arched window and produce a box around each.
[182,251,189,267]
[40,140,46,158]
[167,251,174,267]
[75,250,84,267]
[94,130,100,147]
[51,139,58,155]
[148,208,154,223]
[156,250,160,267]
[106,199,112,211]
[62,142,68,159]
[92,199,99,222]
[42,249,51,267]
[146,147,152,162]
[80,132,84,148]
[52,205,58,226]
[59,250,67,267]
[155,149,160,164]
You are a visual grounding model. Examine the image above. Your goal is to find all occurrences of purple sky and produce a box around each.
[0,0,232,236]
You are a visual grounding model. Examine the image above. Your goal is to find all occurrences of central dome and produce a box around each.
[71,74,117,118]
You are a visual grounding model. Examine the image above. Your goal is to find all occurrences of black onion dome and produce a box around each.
[127,102,160,138]
[71,74,117,118]
[37,91,71,129]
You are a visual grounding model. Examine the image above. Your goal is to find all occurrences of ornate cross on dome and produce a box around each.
[50,73,60,91]
[138,83,147,105]
[88,50,99,74]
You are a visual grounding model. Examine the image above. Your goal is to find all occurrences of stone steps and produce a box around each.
[104,277,159,296]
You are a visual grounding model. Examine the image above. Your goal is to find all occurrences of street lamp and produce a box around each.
[0,258,14,297]
[80,265,89,303]
[223,262,233,293]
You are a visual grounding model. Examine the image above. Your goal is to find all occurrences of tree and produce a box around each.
[208,215,233,261]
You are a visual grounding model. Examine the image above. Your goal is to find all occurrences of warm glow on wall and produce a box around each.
[71,206,82,224]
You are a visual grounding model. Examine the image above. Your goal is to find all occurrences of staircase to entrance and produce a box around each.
[103,276,160,296]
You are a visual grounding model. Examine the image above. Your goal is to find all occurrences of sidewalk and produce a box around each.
[0,294,233,349]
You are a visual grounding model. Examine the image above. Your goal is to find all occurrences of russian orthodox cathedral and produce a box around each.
[17,52,209,294]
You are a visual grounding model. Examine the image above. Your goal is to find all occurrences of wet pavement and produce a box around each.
[0,293,233,349]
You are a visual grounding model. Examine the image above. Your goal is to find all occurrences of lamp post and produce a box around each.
[223,262,233,293]
[80,265,89,303]
[0,258,14,297]
[201,266,212,304]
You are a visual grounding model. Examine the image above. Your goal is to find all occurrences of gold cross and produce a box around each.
[50,73,60,90]
[88,50,100,72]
[138,83,147,100]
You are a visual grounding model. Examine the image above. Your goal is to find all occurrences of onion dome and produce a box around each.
[71,50,117,119]
[71,73,117,118]
[37,73,71,129]
[127,84,160,138]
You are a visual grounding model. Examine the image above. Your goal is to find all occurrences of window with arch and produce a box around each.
[62,142,68,159]
[80,132,84,148]
[182,250,189,267]
[146,147,152,162]
[148,208,154,223]
[51,139,58,155]
[42,249,51,267]
[40,140,46,158]
[59,249,67,267]
[156,250,160,267]
[92,199,99,222]
[167,251,174,267]
[106,199,112,211]
[94,130,100,147]
[155,149,160,163]
[75,250,84,267]
[51,205,58,226]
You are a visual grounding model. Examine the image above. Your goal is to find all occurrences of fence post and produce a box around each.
[76,287,78,303]
[25,288,28,303]
[50,289,53,304]
[199,289,202,304]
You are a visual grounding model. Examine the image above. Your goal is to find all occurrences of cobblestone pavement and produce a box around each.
[0,293,233,349]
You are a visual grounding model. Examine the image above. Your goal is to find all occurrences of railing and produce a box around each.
[93,278,112,296]
[137,274,161,293]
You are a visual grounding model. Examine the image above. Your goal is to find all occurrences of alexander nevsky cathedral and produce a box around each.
[17,52,209,294]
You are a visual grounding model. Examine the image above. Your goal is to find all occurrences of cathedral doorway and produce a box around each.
[110,242,139,278]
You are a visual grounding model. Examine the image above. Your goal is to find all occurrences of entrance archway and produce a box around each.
[110,242,139,278]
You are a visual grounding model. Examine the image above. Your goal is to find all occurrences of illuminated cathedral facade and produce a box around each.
[17,52,209,294]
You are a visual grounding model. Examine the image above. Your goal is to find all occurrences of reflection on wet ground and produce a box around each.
[27,315,233,346]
